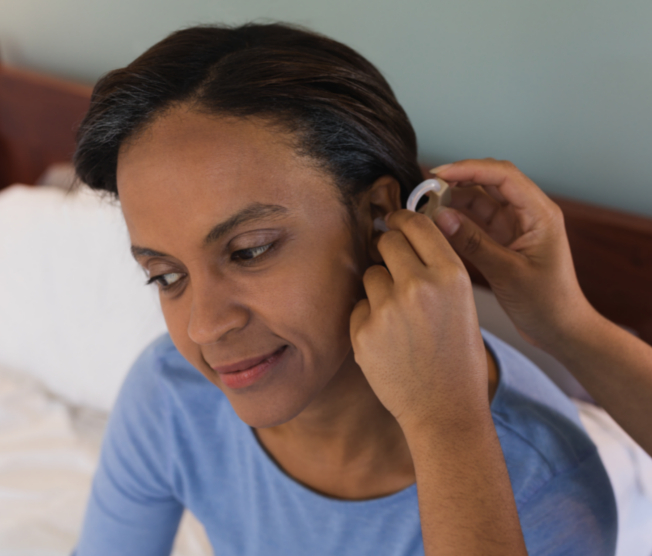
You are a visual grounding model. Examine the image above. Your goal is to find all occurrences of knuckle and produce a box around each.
[462,228,483,255]
[375,303,395,325]
[401,267,470,306]
[550,202,564,221]
[403,212,434,236]
[363,264,385,280]
[351,326,372,353]
[440,268,473,301]
[498,159,518,172]
[451,265,472,289]
[542,201,564,226]
[402,275,435,304]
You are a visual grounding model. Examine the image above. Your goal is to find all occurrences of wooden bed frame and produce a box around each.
[2,62,651,344]
[0,64,91,187]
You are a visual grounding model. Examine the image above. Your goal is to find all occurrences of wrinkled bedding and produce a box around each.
[0,366,212,556]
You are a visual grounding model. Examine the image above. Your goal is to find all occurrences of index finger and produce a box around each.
[384,209,463,270]
[430,159,551,213]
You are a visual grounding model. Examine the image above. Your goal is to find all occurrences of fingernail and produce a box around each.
[434,208,460,236]
[429,163,452,174]
[384,211,394,224]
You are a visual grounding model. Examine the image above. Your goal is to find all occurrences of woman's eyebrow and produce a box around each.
[130,203,289,261]
[131,246,168,260]
[203,202,289,246]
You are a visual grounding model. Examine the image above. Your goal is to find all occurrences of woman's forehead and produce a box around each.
[116,109,347,239]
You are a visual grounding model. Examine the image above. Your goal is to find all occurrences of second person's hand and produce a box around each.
[430,158,595,354]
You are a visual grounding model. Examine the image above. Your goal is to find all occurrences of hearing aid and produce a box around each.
[373,178,452,232]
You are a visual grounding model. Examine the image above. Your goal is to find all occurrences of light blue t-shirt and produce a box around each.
[74,330,617,555]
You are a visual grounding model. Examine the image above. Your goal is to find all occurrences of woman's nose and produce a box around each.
[186,277,249,345]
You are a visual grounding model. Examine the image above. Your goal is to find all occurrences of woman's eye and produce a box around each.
[231,242,275,263]
[146,272,183,290]
[144,242,275,291]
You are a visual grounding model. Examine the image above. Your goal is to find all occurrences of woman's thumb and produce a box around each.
[434,208,519,283]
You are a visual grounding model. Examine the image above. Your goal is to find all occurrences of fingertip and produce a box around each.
[429,163,452,175]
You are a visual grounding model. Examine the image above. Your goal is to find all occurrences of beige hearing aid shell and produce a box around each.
[416,178,452,219]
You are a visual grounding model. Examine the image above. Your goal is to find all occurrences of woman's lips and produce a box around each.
[212,346,288,389]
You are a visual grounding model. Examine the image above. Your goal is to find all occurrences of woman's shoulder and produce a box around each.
[484,330,617,552]
[483,330,609,493]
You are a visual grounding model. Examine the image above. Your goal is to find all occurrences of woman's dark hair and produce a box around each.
[74,23,423,214]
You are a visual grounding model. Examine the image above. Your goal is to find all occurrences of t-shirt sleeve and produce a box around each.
[73,340,184,556]
[518,451,618,556]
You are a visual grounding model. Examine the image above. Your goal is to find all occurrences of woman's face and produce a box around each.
[118,107,379,427]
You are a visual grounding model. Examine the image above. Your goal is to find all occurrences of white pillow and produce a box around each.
[0,184,167,411]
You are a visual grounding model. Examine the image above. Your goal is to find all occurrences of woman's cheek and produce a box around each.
[160,294,206,373]
[304,248,361,343]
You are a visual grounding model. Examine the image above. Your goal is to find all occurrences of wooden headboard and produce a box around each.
[0,64,91,188]
[1,62,651,344]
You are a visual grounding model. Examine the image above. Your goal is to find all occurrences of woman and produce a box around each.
[73,23,616,555]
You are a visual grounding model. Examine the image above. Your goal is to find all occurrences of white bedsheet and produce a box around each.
[576,399,652,556]
[0,366,212,556]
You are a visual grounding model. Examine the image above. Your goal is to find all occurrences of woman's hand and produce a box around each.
[349,208,528,555]
[431,158,594,353]
[349,209,489,434]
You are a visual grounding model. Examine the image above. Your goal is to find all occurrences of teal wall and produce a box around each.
[1,0,651,216]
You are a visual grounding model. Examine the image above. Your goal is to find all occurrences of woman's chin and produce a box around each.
[229,394,312,429]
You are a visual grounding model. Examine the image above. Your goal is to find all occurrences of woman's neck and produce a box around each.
[254,345,498,500]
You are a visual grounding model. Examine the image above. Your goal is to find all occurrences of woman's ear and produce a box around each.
[358,175,402,263]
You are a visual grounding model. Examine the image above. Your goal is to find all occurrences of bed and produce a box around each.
[1,61,651,556]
